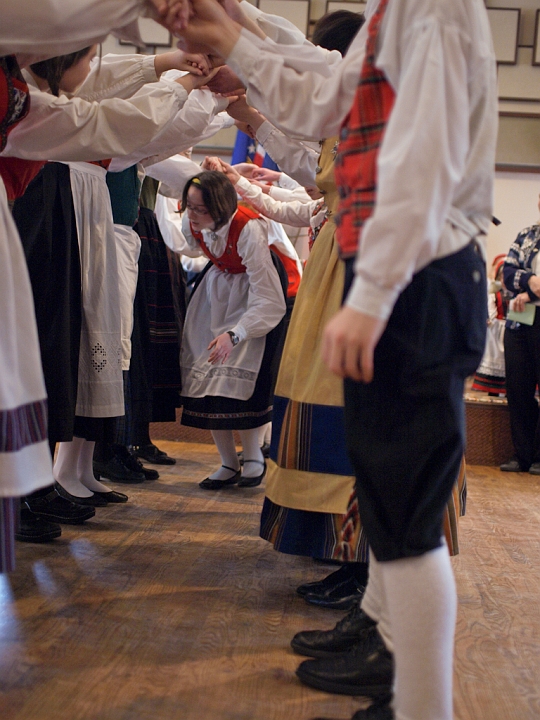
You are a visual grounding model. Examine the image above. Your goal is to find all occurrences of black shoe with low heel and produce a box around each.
[199,465,241,490]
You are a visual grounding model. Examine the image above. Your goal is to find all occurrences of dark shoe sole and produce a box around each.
[290,637,356,659]
[93,490,128,503]
[238,463,267,487]
[199,472,241,490]
[56,485,108,507]
[295,666,391,698]
[15,527,62,542]
[304,593,364,611]
[29,508,95,525]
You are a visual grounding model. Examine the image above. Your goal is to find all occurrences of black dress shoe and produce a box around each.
[296,626,393,697]
[291,602,376,658]
[92,490,129,503]
[297,565,350,597]
[237,460,266,487]
[135,443,176,465]
[305,575,366,610]
[25,489,95,524]
[117,448,159,480]
[500,457,527,472]
[93,455,145,484]
[199,466,241,490]
[55,484,108,507]
[529,462,540,475]
[16,508,62,542]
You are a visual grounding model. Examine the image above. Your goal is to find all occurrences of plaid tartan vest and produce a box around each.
[334,0,395,259]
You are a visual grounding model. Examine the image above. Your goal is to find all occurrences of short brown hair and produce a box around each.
[181,171,237,231]
[30,47,93,96]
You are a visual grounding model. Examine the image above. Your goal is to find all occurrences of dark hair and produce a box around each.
[312,10,365,56]
[181,171,238,231]
[30,47,93,96]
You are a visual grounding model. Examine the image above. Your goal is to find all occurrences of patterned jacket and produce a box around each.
[503,223,540,328]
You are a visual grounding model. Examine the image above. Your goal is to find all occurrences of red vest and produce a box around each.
[334,0,395,259]
[271,246,301,298]
[190,205,261,274]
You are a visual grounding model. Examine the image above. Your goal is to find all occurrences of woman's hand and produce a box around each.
[528,275,540,298]
[218,160,241,185]
[252,167,280,184]
[176,65,219,91]
[512,292,530,313]
[201,155,223,171]
[205,66,245,96]
[154,50,210,77]
[208,332,235,364]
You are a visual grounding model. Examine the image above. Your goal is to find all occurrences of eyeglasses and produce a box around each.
[186,203,210,216]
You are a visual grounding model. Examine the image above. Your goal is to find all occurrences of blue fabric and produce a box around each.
[270,395,355,476]
[231,129,280,170]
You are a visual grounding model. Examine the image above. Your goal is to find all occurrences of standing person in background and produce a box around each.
[501,196,540,474]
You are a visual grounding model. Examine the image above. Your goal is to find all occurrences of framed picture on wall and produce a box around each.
[486,8,520,65]
[256,0,311,35]
[120,18,172,47]
[534,9,540,66]
[325,0,366,15]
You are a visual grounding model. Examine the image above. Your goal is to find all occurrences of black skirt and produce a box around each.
[12,162,82,444]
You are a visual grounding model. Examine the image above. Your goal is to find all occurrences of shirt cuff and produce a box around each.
[235,175,252,193]
[255,120,274,145]
[143,55,159,83]
[227,31,263,82]
[230,324,247,342]
[344,274,401,323]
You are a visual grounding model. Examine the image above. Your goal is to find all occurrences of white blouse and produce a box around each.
[235,176,317,229]
[181,211,286,342]
[226,0,498,321]
[256,120,319,188]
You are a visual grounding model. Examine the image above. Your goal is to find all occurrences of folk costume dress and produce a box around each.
[180,206,286,430]
[0,56,51,572]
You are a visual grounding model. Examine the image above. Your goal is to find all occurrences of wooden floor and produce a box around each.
[1,443,540,720]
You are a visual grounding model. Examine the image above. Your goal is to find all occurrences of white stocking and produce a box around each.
[239,428,264,478]
[380,544,456,720]
[209,430,240,480]
[54,438,93,498]
[361,549,393,652]
[77,439,111,493]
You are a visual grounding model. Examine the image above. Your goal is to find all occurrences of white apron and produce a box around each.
[114,223,141,371]
[0,177,53,496]
[65,162,124,417]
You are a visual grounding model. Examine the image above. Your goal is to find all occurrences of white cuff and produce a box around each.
[255,120,274,145]
[344,274,401,323]
[143,55,159,83]
[230,324,247,342]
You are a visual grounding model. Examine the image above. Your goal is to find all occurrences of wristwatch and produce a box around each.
[227,330,240,347]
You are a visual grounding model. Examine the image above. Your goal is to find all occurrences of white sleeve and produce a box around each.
[109,89,230,171]
[227,27,367,141]
[145,155,202,198]
[256,120,319,186]
[235,176,314,228]
[345,19,476,321]
[232,219,286,341]
[74,54,158,101]
[1,0,148,58]
[239,0,307,46]
[1,82,188,162]
[277,173,300,190]
[269,185,312,203]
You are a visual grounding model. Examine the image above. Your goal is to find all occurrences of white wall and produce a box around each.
[486,171,540,264]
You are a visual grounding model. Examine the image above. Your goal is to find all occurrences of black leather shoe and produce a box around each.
[500,457,527,472]
[117,448,159,480]
[135,443,176,465]
[291,602,376,658]
[297,565,350,597]
[55,484,108,507]
[92,490,129,503]
[199,466,241,490]
[296,626,393,697]
[238,460,266,487]
[16,508,62,542]
[529,462,540,475]
[25,490,95,524]
[305,575,366,610]
[93,456,145,484]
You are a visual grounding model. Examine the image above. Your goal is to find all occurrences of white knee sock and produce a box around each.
[209,430,240,480]
[239,428,264,478]
[361,550,394,653]
[77,439,111,493]
[258,422,271,446]
[54,438,94,498]
[380,545,456,720]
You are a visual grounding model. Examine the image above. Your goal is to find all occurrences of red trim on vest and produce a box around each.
[0,56,30,153]
[334,0,395,259]
[271,246,301,298]
[88,159,112,170]
[191,205,261,274]
[0,157,45,201]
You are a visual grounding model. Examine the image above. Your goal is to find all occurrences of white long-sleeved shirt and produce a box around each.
[256,120,319,188]
[1,0,150,60]
[235,175,318,229]
[181,211,286,341]
[227,0,498,321]
[1,74,188,163]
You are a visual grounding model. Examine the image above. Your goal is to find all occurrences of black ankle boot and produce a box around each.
[291,602,376,657]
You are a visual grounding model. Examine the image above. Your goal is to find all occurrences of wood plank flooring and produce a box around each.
[1,443,540,720]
